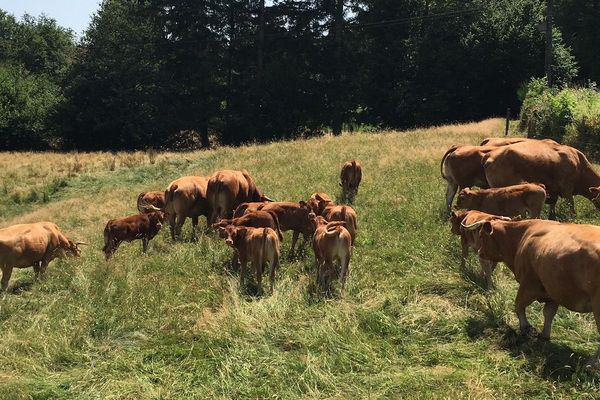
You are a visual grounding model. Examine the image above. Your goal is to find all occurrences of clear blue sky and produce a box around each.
[0,0,101,37]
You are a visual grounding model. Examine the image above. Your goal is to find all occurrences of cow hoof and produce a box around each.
[520,326,540,339]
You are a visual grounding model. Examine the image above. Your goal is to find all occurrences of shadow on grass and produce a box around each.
[9,279,34,294]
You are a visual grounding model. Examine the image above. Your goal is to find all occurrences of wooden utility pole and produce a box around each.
[545,0,553,86]
[332,0,344,136]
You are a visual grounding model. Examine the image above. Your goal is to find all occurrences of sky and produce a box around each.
[0,0,101,37]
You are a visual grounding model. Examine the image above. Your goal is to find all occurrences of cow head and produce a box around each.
[455,188,475,209]
[148,211,166,231]
[56,239,85,258]
[212,218,233,236]
[449,210,469,235]
[221,225,247,247]
[589,187,600,208]
[475,221,504,262]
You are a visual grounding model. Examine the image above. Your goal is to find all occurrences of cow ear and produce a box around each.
[481,221,494,236]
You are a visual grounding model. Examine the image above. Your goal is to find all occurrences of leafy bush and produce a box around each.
[520,79,600,158]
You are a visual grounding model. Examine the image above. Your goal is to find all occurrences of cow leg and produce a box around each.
[514,281,543,337]
[190,216,199,242]
[269,252,279,294]
[290,231,299,256]
[142,237,149,253]
[239,259,247,290]
[169,213,177,240]
[566,195,576,218]
[479,257,496,289]
[33,262,42,281]
[541,301,559,340]
[1,265,13,291]
[547,194,558,220]
[339,254,350,292]
[176,215,186,239]
[460,237,469,269]
[255,260,263,296]
[587,308,600,368]
[445,182,459,212]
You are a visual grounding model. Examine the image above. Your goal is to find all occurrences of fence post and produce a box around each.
[505,108,511,136]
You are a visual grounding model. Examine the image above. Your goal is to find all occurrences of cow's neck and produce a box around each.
[575,154,600,197]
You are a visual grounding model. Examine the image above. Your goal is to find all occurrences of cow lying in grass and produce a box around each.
[103,209,165,260]
[456,183,546,218]
[0,222,84,290]
[218,225,280,295]
[309,213,352,293]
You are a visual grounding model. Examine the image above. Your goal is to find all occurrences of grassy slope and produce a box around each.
[1,119,600,399]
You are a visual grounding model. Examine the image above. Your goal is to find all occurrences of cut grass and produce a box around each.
[1,118,600,398]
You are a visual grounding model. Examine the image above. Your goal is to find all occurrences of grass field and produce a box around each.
[2,118,600,399]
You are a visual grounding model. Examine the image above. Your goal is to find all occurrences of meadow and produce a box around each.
[2,118,600,399]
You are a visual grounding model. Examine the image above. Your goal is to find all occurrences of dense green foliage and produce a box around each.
[520,78,600,158]
[0,1,596,150]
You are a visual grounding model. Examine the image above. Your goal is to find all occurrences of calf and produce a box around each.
[137,191,166,213]
[449,210,511,288]
[309,213,352,292]
[305,194,357,244]
[456,183,546,218]
[219,226,280,295]
[310,192,332,203]
[102,211,165,260]
[233,201,267,218]
[340,160,362,201]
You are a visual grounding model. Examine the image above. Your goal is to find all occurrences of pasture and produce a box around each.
[2,118,600,399]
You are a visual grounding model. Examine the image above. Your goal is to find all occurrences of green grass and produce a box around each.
[2,118,600,399]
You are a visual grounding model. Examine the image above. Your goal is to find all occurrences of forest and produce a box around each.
[0,0,598,150]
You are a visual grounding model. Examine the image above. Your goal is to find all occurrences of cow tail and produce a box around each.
[440,145,458,180]
[267,210,284,241]
[341,206,347,225]
[165,184,178,204]
[260,228,268,274]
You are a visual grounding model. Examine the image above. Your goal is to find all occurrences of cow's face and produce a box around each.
[56,240,82,258]
[223,226,246,247]
[477,221,503,262]
[590,187,600,209]
[149,211,166,230]
[455,189,473,209]
[449,210,468,235]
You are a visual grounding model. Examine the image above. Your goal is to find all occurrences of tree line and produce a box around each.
[0,0,596,151]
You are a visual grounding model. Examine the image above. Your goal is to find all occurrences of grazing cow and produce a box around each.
[463,218,600,367]
[0,222,83,290]
[309,213,352,292]
[483,141,600,219]
[206,170,272,224]
[103,210,165,259]
[305,194,357,244]
[456,183,547,218]
[137,191,166,213]
[212,210,283,241]
[340,160,362,201]
[219,225,280,295]
[164,176,209,241]
[449,210,511,288]
[441,145,497,212]
[479,137,558,147]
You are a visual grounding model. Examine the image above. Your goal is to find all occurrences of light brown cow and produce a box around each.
[219,226,280,295]
[137,191,166,213]
[449,210,511,288]
[479,137,558,147]
[464,218,600,367]
[103,211,165,260]
[233,201,267,218]
[340,160,362,201]
[305,194,357,244]
[456,183,547,218]
[257,202,315,255]
[0,222,83,290]
[164,176,209,241]
[309,213,352,292]
[483,141,600,219]
[310,192,333,203]
[207,170,272,224]
[212,210,283,242]
[441,145,497,212]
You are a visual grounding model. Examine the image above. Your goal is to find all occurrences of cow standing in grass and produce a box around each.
[305,194,357,244]
[164,176,209,241]
[137,191,166,213]
[103,210,165,259]
[456,183,547,219]
[340,160,362,202]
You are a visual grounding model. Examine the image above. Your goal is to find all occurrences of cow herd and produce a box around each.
[0,160,363,296]
[445,136,600,368]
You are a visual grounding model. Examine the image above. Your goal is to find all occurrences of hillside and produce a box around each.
[2,119,600,399]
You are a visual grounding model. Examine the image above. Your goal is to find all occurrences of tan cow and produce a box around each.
[233,201,267,218]
[219,226,280,295]
[449,210,511,287]
[164,176,209,241]
[310,192,333,203]
[309,213,352,292]
[340,160,362,201]
[212,210,283,241]
[0,222,83,290]
[207,170,272,224]
[103,210,165,259]
[137,191,166,213]
[456,183,547,218]
[305,194,357,244]
[483,141,600,219]
[464,218,600,367]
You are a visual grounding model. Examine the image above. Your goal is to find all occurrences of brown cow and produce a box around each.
[207,170,272,224]
[305,194,357,244]
[212,210,283,242]
[309,213,352,292]
[102,211,165,260]
[456,183,547,218]
[464,218,600,367]
[340,160,362,201]
[164,176,209,241]
[219,226,280,295]
[449,210,511,288]
[137,191,166,213]
[0,222,84,290]
[483,141,600,219]
[233,201,267,218]
[441,145,497,212]
[310,192,333,203]
[479,137,558,147]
